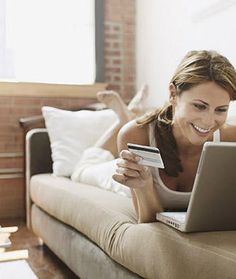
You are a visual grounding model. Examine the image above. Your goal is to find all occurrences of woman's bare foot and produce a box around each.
[128,84,149,116]
[96,90,134,123]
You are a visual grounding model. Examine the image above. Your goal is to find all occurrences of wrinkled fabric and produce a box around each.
[71,147,131,197]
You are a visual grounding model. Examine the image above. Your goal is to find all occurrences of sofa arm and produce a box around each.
[26,128,52,177]
[26,128,52,228]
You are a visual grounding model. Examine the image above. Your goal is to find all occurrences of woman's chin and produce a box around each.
[186,132,211,146]
[189,125,213,143]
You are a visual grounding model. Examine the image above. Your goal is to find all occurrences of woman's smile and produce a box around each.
[190,123,212,136]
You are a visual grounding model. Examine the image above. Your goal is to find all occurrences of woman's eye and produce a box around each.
[216,108,228,113]
[193,103,206,110]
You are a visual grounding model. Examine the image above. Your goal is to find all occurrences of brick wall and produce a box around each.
[0,95,97,219]
[104,0,136,102]
[0,1,136,219]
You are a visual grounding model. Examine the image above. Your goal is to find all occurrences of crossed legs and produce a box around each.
[94,85,149,157]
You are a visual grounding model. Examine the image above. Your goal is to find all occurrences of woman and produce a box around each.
[112,50,236,223]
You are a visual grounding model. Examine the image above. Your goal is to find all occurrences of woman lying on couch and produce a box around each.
[72,50,236,223]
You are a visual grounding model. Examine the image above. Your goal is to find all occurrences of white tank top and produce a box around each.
[148,122,220,210]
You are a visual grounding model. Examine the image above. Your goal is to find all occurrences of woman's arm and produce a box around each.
[133,181,163,223]
[113,120,163,223]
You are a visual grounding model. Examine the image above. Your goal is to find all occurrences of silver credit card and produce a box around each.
[127,143,164,168]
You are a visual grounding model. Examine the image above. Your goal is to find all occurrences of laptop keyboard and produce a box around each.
[163,212,186,223]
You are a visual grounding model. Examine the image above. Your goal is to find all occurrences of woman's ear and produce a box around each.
[169,83,177,105]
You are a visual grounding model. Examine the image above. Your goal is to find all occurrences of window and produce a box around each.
[0,0,104,84]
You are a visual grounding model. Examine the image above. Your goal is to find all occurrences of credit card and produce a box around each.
[127,143,164,168]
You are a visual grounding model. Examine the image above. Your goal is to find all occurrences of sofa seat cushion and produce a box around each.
[30,174,236,279]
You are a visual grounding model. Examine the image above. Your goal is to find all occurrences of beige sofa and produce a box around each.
[26,128,236,279]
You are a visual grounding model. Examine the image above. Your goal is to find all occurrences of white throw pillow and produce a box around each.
[42,106,118,177]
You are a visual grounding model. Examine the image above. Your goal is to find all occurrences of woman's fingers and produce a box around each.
[112,173,142,188]
[116,166,140,177]
[139,166,150,179]
[112,174,128,184]
[116,157,142,171]
[113,149,152,188]
[119,150,140,162]
[116,152,143,179]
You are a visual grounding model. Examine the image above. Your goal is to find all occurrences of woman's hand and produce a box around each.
[114,121,163,222]
[112,149,153,189]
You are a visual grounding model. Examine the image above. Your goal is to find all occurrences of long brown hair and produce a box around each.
[137,50,236,177]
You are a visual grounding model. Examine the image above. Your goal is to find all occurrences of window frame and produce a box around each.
[95,0,104,82]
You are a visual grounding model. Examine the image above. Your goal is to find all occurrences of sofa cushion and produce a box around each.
[30,174,137,241]
[30,174,236,279]
[31,205,141,279]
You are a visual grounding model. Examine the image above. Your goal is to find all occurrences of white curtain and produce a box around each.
[0,0,95,84]
[0,0,14,79]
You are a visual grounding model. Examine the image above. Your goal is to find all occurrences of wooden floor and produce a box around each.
[0,218,78,279]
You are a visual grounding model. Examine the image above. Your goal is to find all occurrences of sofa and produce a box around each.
[25,126,236,279]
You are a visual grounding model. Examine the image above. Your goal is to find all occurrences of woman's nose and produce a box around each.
[203,112,215,127]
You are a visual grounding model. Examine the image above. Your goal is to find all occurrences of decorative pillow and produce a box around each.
[42,106,118,177]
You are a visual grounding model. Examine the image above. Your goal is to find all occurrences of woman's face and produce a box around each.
[170,81,230,146]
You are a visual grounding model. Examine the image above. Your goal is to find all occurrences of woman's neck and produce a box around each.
[172,124,203,157]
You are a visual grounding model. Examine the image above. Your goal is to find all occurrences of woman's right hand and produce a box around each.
[112,149,153,190]
[114,122,163,222]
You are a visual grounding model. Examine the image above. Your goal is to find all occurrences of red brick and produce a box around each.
[113,59,121,65]
[105,34,121,40]
[114,76,121,82]
[0,157,24,169]
[104,0,136,98]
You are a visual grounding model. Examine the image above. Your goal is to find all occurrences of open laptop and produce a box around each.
[156,142,236,233]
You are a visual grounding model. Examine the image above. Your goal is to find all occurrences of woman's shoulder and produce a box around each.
[220,123,236,142]
[117,119,150,147]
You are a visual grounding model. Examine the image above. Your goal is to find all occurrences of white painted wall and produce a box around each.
[136,0,236,108]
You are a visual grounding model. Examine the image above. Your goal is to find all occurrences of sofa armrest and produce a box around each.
[26,128,52,228]
[26,128,52,177]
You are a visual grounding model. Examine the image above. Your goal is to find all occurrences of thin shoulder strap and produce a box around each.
[148,122,156,147]
[213,129,221,142]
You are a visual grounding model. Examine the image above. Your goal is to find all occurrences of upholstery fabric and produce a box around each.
[31,205,141,279]
[31,174,236,279]
[71,147,131,197]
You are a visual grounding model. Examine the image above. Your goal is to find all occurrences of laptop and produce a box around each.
[156,142,236,233]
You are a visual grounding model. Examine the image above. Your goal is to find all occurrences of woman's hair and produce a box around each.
[137,50,236,177]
